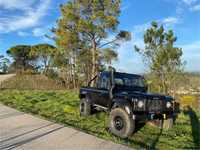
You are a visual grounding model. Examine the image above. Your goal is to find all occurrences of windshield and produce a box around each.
[114,73,146,87]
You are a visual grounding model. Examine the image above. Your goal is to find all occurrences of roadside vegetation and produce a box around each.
[0,74,66,90]
[0,90,199,149]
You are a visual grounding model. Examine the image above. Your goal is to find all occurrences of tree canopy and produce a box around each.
[53,0,131,87]
[30,44,57,73]
[7,45,35,72]
[135,21,183,95]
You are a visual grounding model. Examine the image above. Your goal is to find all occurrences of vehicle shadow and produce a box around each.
[149,122,163,150]
[134,122,146,133]
[121,121,163,150]
[183,106,200,149]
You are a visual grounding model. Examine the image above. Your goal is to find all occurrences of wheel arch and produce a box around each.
[112,99,132,115]
[79,93,86,99]
[79,92,92,104]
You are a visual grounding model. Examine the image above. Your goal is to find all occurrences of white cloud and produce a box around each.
[17,31,29,37]
[132,17,179,36]
[32,27,53,43]
[191,4,200,11]
[32,28,46,37]
[162,17,179,25]
[164,0,200,13]
[0,0,36,10]
[182,0,197,5]
[181,0,200,12]
[0,0,51,33]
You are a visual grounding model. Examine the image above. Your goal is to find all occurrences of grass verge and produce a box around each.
[0,90,199,149]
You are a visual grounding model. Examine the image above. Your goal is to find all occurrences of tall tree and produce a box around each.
[135,21,183,95]
[7,45,36,72]
[54,0,131,86]
[30,44,56,73]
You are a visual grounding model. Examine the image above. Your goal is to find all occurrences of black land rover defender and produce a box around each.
[79,68,179,138]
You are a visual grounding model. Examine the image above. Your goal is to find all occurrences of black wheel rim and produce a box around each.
[114,116,124,131]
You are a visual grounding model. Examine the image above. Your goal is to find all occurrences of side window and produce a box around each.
[97,74,110,90]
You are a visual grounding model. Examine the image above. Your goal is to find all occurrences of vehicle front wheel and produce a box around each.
[109,108,135,138]
[80,98,91,117]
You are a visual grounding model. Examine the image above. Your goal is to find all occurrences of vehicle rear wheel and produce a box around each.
[109,108,135,138]
[80,98,91,117]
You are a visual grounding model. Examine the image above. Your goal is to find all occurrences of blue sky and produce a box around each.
[0,0,199,73]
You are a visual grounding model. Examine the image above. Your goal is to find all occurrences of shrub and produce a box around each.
[0,74,65,90]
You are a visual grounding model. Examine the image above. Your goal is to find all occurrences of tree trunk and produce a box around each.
[43,56,48,74]
[72,51,76,89]
[91,39,97,87]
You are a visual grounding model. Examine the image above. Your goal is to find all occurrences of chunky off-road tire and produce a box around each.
[80,98,91,117]
[109,108,135,138]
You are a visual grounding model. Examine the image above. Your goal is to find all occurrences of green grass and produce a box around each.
[0,90,199,150]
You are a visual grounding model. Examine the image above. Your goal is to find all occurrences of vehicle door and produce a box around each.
[96,73,110,107]
[88,75,101,105]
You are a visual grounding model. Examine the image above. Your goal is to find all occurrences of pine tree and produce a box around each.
[54,0,131,86]
[135,21,183,95]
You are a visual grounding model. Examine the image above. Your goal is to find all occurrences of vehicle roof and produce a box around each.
[115,72,143,77]
[102,71,143,77]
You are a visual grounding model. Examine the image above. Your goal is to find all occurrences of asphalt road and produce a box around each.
[0,104,133,150]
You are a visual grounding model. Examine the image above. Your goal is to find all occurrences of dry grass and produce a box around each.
[0,74,66,90]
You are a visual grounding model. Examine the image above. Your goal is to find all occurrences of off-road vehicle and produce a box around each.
[79,68,179,138]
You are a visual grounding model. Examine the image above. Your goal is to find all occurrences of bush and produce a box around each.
[0,74,65,90]
[45,69,59,79]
